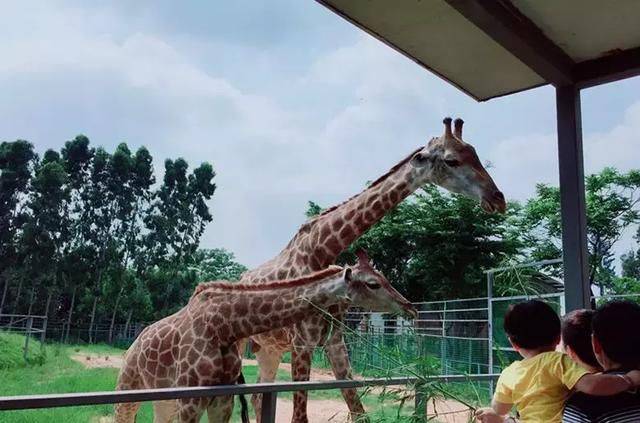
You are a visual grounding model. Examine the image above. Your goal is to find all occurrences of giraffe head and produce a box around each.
[345,250,417,319]
[409,117,506,213]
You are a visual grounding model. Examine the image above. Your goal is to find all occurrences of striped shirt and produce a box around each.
[563,370,640,423]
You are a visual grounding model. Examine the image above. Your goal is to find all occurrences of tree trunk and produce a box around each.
[9,278,22,327]
[123,309,133,341]
[27,287,35,315]
[108,288,124,344]
[0,278,9,315]
[44,290,53,318]
[65,287,76,344]
[13,278,23,313]
[88,296,98,344]
[88,268,104,344]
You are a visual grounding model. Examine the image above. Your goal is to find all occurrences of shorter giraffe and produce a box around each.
[114,251,417,423]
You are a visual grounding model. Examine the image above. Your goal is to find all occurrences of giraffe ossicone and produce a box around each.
[114,252,416,423]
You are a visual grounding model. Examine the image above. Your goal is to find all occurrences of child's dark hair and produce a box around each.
[562,309,601,370]
[504,300,560,349]
[592,300,640,369]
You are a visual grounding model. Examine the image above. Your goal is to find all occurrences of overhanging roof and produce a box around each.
[317,0,640,101]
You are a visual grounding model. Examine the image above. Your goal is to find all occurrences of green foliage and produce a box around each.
[522,168,640,293]
[0,136,246,333]
[190,248,248,282]
[621,230,640,280]
[0,140,37,285]
[305,200,323,218]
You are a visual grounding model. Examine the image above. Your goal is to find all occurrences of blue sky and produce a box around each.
[2,1,639,268]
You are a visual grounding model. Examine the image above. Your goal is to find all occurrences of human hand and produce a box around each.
[627,370,640,387]
[474,407,505,423]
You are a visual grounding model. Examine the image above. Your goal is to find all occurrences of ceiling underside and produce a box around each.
[317,0,640,101]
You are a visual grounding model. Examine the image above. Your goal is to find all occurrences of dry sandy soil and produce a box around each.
[75,353,473,422]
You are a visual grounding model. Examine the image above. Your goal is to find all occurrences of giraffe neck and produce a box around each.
[254,155,425,279]
[309,162,421,264]
[195,270,346,341]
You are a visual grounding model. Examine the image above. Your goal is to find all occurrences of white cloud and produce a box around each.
[488,133,558,201]
[584,101,640,174]
[1,2,638,270]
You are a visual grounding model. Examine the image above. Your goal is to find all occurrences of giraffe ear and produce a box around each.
[355,248,370,264]
[343,268,353,283]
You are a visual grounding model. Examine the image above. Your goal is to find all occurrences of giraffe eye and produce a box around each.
[444,159,461,167]
[365,282,381,290]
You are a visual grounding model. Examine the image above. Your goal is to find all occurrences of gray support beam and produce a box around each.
[556,85,590,311]
[575,46,640,89]
[444,0,574,86]
[260,392,278,423]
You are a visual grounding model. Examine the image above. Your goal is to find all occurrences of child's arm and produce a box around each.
[491,400,514,416]
[574,370,640,396]
[475,402,514,422]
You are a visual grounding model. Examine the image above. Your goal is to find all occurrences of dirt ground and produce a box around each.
[75,353,473,422]
[71,352,125,369]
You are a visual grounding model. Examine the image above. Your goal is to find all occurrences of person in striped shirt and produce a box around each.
[562,300,640,423]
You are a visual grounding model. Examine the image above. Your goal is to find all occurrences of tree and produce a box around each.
[143,159,216,267]
[80,147,119,342]
[107,144,155,342]
[59,136,94,332]
[190,248,247,282]
[19,150,69,316]
[523,168,640,294]
[621,227,640,280]
[0,140,36,314]
[142,159,216,317]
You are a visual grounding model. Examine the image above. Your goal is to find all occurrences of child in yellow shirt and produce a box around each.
[475,300,640,423]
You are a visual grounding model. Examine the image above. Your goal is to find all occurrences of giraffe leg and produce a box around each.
[114,401,141,423]
[252,347,284,423]
[325,333,369,422]
[153,400,178,423]
[177,397,208,423]
[114,361,143,423]
[206,395,234,423]
[291,345,313,423]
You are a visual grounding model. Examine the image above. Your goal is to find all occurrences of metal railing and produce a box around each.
[0,374,500,422]
[0,314,48,359]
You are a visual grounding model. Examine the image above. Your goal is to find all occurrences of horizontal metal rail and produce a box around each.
[416,319,488,323]
[490,292,563,302]
[484,259,563,273]
[412,297,488,305]
[0,314,47,319]
[416,307,488,314]
[0,375,500,412]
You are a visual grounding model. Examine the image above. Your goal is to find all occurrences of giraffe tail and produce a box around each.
[237,372,250,423]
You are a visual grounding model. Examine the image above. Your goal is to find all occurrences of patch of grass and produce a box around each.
[0,338,421,422]
[0,332,46,369]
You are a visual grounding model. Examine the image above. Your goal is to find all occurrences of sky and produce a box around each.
[1,1,639,269]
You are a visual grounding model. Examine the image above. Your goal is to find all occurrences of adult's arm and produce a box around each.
[575,370,640,396]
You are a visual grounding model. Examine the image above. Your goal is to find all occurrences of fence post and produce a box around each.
[23,316,33,361]
[41,316,48,346]
[414,383,426,420]
[440,301,447,373]
[487,271,495,394]
[260,392,278,423]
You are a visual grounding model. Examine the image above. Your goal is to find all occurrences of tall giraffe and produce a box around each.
[114,252,416,423]
[242,118,507,422]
